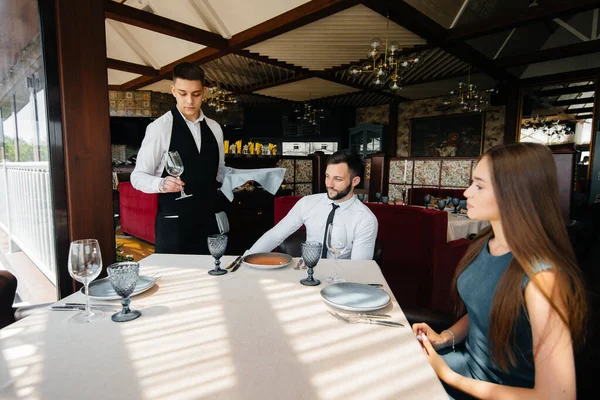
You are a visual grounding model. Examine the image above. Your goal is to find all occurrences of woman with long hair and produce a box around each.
[412,143,587,399]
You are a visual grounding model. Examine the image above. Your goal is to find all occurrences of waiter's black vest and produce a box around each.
[154,107,219,254]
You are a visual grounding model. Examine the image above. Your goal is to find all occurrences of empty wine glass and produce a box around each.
[68,239,103,323]
[424,195,431,209]
[326,223,347,283]
[163,150,192,200]
[108,262,141,322]
[300,241,322,286]
[207,234,228,276]
[451,197,460,213]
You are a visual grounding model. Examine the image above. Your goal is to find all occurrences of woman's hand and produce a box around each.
[412,323,447,350]
[417,334,453,382]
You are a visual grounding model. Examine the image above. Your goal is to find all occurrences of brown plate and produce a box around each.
[242,252,293,270]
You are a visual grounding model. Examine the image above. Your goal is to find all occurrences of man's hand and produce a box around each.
[160,176,184,193]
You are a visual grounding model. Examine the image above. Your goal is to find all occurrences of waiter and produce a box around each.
[131,62,225,254]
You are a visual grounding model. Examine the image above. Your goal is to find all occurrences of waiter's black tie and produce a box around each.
[322,203,340,258]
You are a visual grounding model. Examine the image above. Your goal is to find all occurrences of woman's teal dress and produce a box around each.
[440,240,548,399]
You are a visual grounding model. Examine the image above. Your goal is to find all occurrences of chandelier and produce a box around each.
[207,84,237,112]
[295,102,324,125]
[521,117,574,137]
[443,66,495,112]
[347,15,420,91]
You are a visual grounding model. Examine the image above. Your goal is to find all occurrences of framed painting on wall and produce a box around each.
[409,113,484,157]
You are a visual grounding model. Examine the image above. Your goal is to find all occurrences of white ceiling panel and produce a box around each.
[108,69,141,85]
[105,21,146,65]
[247,4,427,71]
[122,0,211,30]
[206,0,310,36]
[139,79,175,93]
[255,77,360,101]
[108,21,206,67]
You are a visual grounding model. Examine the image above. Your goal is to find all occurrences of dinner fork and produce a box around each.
[328,311,403,327]
[294,258,304,270]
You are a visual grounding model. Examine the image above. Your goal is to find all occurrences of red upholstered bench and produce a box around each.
[118,182,158,244]
[274,196,470,311]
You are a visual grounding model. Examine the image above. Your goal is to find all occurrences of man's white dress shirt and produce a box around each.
[131,108,225,194]
[247,193,378,260]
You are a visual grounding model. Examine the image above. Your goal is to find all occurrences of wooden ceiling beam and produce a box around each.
[106,58,159,76]
[361,0,516,83]
[447,0,600,42]
[115,0,359,91]
[104,0,227,49]
[313,72,406,100]
[237,74,310,94]
[496,39,600,68]
[575,113,594,119]
[228,0,361,50]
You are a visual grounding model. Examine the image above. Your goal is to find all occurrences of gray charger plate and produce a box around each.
[320,282,391,312]
[81,275,156,300]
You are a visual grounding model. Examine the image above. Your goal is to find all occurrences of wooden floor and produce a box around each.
[116,226,155,261]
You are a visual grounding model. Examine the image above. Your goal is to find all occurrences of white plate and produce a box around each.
[81,275,156,300]
[320,282,391,312]
[242,252,293,270]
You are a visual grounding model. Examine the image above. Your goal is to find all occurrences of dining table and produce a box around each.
[0,254,448,400]
[446,212,490,241]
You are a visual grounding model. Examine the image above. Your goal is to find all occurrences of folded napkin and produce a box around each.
[220,166,286,202]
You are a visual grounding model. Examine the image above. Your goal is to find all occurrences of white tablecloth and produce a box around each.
[220,166,286,201]
[0,255,447,400]
[447,212,490,241]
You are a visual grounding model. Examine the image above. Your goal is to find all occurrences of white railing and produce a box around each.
[0,162,56,284]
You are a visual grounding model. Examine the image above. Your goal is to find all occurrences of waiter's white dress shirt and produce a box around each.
[131,108,225,194]
[247,193,378,260]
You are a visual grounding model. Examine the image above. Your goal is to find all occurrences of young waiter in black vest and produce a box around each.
[131,63,225,254]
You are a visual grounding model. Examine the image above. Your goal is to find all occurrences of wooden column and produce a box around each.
[368,153,389,199]
[51,0,115,295]
[504,84,522,143]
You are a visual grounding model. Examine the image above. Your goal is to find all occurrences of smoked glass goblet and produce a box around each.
[108,262,142,323]
[452,197,460,213]
[207,234,228,276]
[424,195,431,209]
[300,241,322,286]
[437,199,447,211]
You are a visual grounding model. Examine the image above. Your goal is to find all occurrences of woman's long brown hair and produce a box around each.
[451,142,587,370]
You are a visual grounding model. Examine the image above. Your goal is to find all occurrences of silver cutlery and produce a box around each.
[231,258,243,272]
[294,258,304,270]
[367,283,384,288]
[328,311,403,327]
[351,313,391,319]
[226,256,242,270]
[66,303,118,308]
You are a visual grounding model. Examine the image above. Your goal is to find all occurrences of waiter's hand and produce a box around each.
[159,176,184,193]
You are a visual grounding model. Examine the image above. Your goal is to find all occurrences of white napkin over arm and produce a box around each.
[220,166,287,202]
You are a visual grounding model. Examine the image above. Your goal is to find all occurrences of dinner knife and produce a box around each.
[226,255,242,270]
[359,319,403,327]
[231,258,244,272]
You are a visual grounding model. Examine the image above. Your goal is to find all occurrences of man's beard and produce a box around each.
[327,182,352,200]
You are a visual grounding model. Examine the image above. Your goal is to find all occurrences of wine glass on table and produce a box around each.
[326,223,347,283]
[163,151,192,200]
[451,197,460,213]
[300,241,322,286]
[424,195,431,209]
[68,239,103,323]
[207,234,228,276]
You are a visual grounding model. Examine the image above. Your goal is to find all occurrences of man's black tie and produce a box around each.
[322,203,340,258]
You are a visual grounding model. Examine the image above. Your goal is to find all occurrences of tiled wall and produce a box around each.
[356,98,506,157]
[276,158,313,196]
[108,90,174,117]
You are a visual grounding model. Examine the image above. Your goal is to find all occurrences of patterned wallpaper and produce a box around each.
[276,157,313,196]
[356,104,389,125]
[355,98,506,157]
[108,90,174,117]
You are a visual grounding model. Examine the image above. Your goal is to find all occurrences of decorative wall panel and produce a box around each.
[441,160,472,187]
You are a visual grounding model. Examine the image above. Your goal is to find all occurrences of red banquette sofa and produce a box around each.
[274,196,471,312]
[118,182,157,244]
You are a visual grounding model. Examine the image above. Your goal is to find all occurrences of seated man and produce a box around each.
[247,149,378,260]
